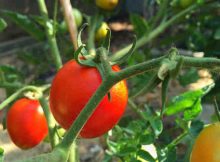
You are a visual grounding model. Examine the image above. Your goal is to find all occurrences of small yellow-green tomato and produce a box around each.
[95,0,119,10]
[60,8,83,32]
[95,22,109,41]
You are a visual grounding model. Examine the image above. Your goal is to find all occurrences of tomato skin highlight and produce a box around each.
[49,60,128,138]
[6,98,48,149]
[190,122,220,162]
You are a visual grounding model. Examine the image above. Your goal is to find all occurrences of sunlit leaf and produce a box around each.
[183,99,202,121]
[165,84,214,115]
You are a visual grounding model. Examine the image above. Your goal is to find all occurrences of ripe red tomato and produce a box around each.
[6,98,48,149]
[50,60,128,138]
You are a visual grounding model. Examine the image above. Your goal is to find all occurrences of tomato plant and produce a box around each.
[0,0,219,161]
[190,122,220,162]
[95,0,118,10]
[6,98,48,149]
[49,60,128,138]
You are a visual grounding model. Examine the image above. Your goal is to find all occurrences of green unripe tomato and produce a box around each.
[179,0,195,8]
[95,22,109,41]
[60,8,83,32]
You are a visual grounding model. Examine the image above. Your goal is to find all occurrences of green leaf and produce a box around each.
[158,147,176,162]
[118,146,137,156]
[0,147,4,162]
[0,18,7,32]
[150,117,163,136]
[183,99,202,121]
[144,106,163,136]
[130,14,149,38]
[165,83,214,115]
[178,68,199,86]
[137,150,155,162]
[1,10,45,40]
[139,133,155,145]
[214,28,220,40]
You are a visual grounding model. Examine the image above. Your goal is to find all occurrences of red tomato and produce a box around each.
[50,60,128,138]
[6,98,48,149]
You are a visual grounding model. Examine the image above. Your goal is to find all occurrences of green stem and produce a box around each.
[68,143,79,162]
[151,0,169,28]
[130,73,161,99]
[0,86,41,110]
[39,97,59,149]
[167,132,188,148]
[37,0,62,70]
[116,55,166,80]
[128,99,146,120]
[182,56,220,69]
[110,4,197,61]
[87,23,96,55]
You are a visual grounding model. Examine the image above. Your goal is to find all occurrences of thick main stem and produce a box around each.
[37,0,62,70]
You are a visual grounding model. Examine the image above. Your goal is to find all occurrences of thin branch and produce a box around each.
[60,0,78,51]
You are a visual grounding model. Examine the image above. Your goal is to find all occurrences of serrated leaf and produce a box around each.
[130,14,149,38]
[183,99,202,121]
[165,84,214,115]
[1,10,45,40]
[0,18,7,32]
